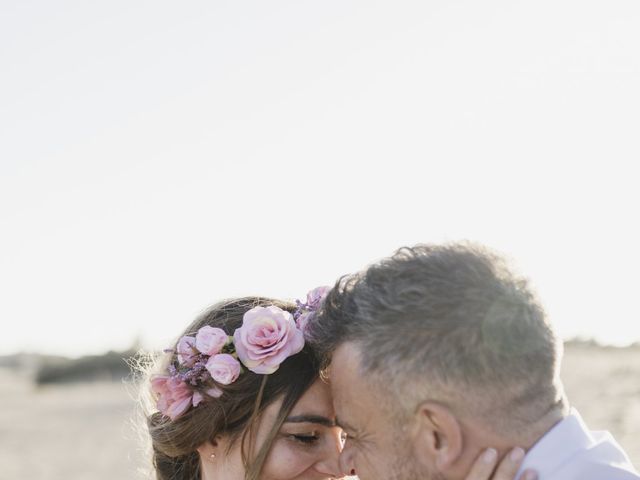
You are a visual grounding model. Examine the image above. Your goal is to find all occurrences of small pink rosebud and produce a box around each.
[176,336,198,366]
[195,326,229,356]
[206,353,241,385]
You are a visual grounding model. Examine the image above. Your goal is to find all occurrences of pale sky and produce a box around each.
[1,0,639,357]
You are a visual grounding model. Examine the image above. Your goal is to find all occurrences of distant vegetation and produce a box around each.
[564,337,640,349]
[0,352,67,370]
[34,349,138,385]
[0,349,140,385]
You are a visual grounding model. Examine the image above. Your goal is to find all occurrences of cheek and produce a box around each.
[260,440,317,480]
[349,441,394,479]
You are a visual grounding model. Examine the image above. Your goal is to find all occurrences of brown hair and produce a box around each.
[142,296,319,480]
[308,242,566,434]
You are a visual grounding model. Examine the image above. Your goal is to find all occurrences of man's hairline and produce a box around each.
[326,338,488,412]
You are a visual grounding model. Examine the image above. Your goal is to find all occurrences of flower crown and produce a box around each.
[151,287,330,420]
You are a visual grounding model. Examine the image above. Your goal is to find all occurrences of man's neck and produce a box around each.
[464,399,570,457]
[517,405,568,451]
[445,398,571,480]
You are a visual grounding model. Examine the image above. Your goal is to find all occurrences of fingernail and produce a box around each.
[522,469,538,480]
[509,447,525,462]
[482,448,498,464]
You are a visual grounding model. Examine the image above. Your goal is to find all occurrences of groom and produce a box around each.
[308,243,638,480]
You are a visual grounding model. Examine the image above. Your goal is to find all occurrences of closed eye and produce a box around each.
[290,433,320,444]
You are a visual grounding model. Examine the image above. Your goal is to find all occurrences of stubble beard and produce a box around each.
[387,433,446,480]
[388,456,445,480]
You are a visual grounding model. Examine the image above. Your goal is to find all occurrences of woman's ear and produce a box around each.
[197,435,223,460]
[409,402,463,472]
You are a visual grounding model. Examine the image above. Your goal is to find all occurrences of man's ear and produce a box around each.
[409,402,463,472]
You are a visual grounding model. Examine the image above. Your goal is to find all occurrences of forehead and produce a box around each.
[328,343,375,420]
[288,378,335,418]
[329,342,365,388]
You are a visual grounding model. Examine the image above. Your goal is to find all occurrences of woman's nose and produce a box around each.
[314,428,345,478]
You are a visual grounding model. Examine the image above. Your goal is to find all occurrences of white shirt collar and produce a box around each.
[517,408,595,478]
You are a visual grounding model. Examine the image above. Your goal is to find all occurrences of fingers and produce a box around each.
[465,447,538,480]
[464,448,499,480]
[492,448,533,480]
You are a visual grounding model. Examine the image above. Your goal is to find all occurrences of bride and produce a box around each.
[142,291,535,480]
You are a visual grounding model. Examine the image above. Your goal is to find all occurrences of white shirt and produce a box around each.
[517,408,639,480]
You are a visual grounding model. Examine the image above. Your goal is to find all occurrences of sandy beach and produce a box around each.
[1,343,638,480]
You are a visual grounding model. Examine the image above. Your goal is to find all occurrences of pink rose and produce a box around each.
[176,336,198,366]
[195,326,229,356]
[233,306,305,374]
[205,353,241,385]
[305,286,330,309]
[151,375,200,420]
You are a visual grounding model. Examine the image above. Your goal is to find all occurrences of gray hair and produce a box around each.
[309,242,566,434]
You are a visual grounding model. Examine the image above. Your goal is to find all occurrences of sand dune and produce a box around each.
[560,343,640,465]
[0,343,638,480]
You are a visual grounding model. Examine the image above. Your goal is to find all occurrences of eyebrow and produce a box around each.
[284,415,336,428]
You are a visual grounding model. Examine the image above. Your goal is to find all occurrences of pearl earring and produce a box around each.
[209,453,216,461]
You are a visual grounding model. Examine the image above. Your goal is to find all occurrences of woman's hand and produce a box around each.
[465,448,537,480]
